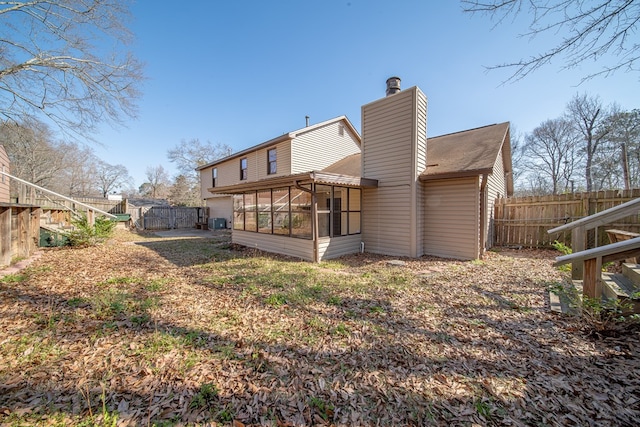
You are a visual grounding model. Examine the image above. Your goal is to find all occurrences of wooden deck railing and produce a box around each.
[548,197,640,279]
[548,197,640,300]
[554,236,640,298]
[0,170,116,223]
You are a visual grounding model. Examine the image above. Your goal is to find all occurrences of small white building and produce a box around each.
[197,78,513,261]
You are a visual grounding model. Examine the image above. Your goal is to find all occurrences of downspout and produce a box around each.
[479,174,489,259]
[295,180,318,263]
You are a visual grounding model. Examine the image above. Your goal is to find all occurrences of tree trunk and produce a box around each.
[621,142,631,190]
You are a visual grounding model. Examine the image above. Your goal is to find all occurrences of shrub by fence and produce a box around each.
[494,189,640,249]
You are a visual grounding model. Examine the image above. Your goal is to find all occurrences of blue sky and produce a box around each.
[95,0,639,189]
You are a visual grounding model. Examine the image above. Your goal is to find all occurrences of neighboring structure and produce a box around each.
[198,78,513,261]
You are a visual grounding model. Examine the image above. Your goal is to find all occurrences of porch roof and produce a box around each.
[208,170,378,194]
[207,152,377,194]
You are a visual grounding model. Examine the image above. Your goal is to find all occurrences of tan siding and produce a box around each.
[318,235,361,260]
[485,148,506,248]
[232,231,314,261]
[206,195,233,227]
[424,177,480,260]
[291,121,360,173]
[361,87,427,257]
[0,146,9,203]
[200,168,214,200]
[200,140,292,198]
[362,188,412,257]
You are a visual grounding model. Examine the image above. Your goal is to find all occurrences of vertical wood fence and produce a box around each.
[0,204,41,267]
[494,189,640,249]
[140,206,208,230]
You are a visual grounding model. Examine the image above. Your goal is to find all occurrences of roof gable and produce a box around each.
[196,116,360,171]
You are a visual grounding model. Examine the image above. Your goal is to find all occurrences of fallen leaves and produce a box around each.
[0,231,638,426]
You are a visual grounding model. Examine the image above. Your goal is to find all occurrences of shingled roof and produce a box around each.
[207,122,512,194]
[421,122,510,179]
[322,153,361,176]
[321,122,512,193]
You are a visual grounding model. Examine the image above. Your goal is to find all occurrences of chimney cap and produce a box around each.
[386,76,401,96]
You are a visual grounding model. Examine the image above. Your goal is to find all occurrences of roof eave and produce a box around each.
[207,171,377,195]
[420,168,493,181]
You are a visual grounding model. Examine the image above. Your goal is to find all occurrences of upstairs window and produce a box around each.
[240,158,248,180]
[211,167,217,187]
[267,148,277,175]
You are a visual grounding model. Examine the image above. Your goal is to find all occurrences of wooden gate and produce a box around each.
[142,207,206,230]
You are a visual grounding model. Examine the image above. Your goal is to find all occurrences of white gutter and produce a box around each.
[0,169,117,219]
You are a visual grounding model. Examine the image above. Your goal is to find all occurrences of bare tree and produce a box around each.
[0,0,143,139]
[600,107,640,189]
[167,138,232,205]
[462,0,640,82]
[58,143,99,197]
[508,125,527,187]
[523,118,582,194]
[591,141,623,190]
[143,165,170,198]
[566,93,610,191]
[95,161,130,197]
[168,174,200,206]
[168,138,233,179]
[0,119,66,200]
[521,173,553,196]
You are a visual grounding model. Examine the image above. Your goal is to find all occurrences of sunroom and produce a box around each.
[207,170,378,262]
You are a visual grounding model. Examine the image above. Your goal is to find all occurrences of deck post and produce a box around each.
[571,226,585,280]
[582,256,602,299]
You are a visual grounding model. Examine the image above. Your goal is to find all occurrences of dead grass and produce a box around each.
[0,229,638,426]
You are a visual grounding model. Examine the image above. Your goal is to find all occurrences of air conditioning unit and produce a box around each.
[208,218,227,230]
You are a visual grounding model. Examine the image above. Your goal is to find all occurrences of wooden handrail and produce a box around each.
[554,236,640,266]
[548,197,640,234]
[0,169,116,219]
[554,236,640,299]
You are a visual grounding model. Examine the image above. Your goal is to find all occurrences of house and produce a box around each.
[198,78,513,262]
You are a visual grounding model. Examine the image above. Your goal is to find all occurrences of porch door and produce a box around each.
[332,198,342,236]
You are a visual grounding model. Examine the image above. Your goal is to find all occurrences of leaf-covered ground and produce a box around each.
[0,229,638,426]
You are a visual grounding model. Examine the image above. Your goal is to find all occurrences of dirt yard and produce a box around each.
[0,229,638,426]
